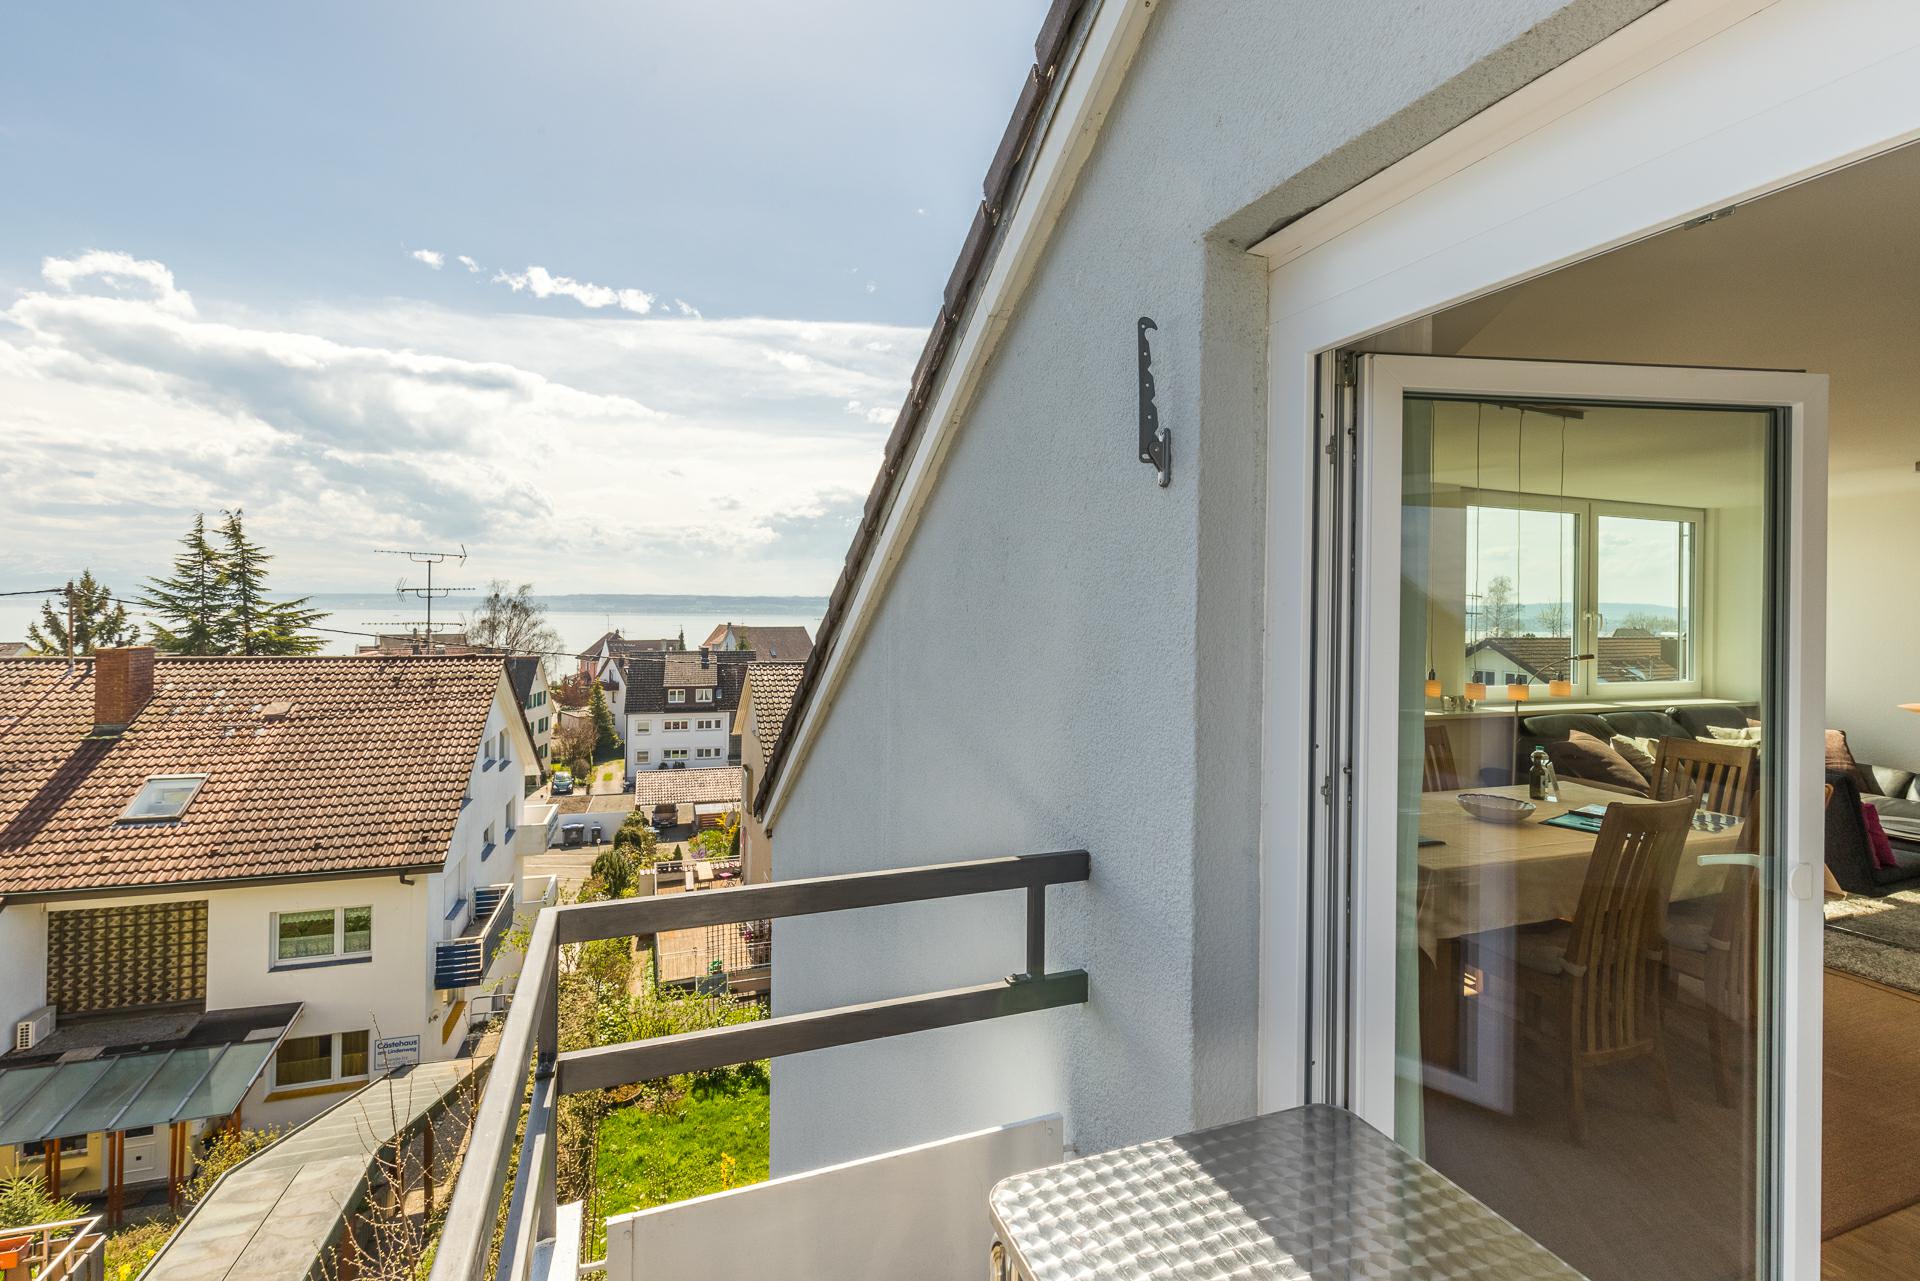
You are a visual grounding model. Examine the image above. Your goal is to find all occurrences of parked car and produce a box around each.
[551,770,573,796]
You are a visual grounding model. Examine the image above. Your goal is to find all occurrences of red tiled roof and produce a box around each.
[630,767,744,811]
[0,655,507,895]
[742,663,805,763]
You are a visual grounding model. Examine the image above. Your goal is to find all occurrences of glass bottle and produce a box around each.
[1528,747,1559,802]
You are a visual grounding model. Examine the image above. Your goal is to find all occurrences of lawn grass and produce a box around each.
[595,1070,770,1217]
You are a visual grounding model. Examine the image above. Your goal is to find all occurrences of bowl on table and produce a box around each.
[1456,793,1536,825]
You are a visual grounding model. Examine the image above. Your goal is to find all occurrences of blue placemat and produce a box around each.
[1543,812,1603,834]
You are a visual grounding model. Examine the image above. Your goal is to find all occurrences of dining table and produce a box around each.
[1417,781,1746,1070]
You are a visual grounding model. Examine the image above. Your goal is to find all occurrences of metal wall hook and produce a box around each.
[1137,316,1171,487]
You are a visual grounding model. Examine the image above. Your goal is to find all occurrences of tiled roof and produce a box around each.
[0,643,27,658]
[623,651,755,716]
[732,627,813,662]
[756,0,1090,814]
[742,663,805,763]
[0,655,507,895]
[631,767,744,810]
[1466,636,1681,684]
[505,656,542,704]
[581,631,679,661]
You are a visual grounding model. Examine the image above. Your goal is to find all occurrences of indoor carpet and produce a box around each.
[1825,893,1920,996]
[1824,970,1920,1237]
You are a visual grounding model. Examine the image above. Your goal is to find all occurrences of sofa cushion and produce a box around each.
[1867,794,1920,846]
[1866,766,1917,801]
[1671,705,1755,738]
[1599,709,1691,741]
[1546,731,1653,797]
[1862,803,1899,869]
[1519,712,1615,742]
[1828,729,1872,791]
[1610,735,1659,784]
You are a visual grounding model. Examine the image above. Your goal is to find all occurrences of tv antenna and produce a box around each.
[376,546,472,639]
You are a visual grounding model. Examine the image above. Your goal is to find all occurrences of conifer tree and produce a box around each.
[140,514,228,654]
[588,681,620,760]
[26,571,138,656]
[217,509,325,654]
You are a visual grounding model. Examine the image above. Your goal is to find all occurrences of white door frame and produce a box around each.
[1348,354,1826,1267]
[1256,0,1920,1274]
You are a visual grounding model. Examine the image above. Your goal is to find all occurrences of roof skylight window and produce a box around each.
[119,774,208,822]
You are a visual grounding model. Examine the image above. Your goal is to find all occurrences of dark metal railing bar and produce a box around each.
[554,850,1089,944]
[1025,883,1046,979]
[556,971,1088,1095]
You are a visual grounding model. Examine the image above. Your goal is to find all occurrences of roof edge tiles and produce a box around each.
[755,0,1092,818]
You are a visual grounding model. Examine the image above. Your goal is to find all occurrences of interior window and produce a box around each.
[1595,513,1695,685]
[340,1029,371,1077]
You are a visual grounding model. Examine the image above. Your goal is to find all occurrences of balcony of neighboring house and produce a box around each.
[0,1214,105,1281]
[432,883,516,991]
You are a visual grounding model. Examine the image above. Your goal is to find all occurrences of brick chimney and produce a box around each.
[94,646,156,735]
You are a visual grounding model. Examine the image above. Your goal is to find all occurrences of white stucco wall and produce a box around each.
[0,902,48,1035]
[627,712,730,774]
[768,0,1664,1175]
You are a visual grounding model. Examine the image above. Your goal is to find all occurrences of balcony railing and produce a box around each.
[433,881,516,990]
[0,1215,104,1281]
[428,849,1090,1281]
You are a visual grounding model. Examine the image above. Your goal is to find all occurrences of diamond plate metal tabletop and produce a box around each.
[987,1103,1587,1280]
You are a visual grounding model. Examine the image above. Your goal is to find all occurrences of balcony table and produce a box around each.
[988,1104,1585,1280]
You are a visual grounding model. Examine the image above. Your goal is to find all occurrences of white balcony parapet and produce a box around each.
[596,1116,1062,1281]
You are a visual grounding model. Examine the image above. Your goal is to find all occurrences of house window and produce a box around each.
[695,747,721,759]
[636,750,649,764]
[696,717,722,731]
[634,720,650,734]
[668,690,686,704]
[695,689,713,704]
[119,774,207,822]
[274,1029,371,1089]
[664,719,688,732]
[273,906,373,965]
[663,749,688,761]
[504,801,515,836]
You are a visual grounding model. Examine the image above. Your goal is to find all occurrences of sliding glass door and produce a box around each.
[1329,355,1826,1281]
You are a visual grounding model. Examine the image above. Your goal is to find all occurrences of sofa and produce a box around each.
[1827,770,1920,894]
[1511,703,1757,786]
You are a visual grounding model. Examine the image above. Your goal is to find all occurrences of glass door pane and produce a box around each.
[1395,392,1776,1281]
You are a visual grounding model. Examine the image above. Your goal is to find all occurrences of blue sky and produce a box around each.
[0,2,1045,594]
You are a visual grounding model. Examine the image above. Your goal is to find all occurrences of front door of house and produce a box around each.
[1317,354,1825,1281]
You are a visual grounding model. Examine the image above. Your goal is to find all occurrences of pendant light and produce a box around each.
[1548,412,1574,697]
[1463,404,1487,703]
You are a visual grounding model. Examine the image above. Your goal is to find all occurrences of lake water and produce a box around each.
[0,596,827,660]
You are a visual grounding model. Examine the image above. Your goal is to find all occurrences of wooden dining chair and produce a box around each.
[1423,723,1461,792]
[1652,737,1756,819]
[1507,794,1697,1142]
[1665,859,1760,1107]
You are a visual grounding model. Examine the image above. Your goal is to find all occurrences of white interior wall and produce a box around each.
[1430,141,1920,763]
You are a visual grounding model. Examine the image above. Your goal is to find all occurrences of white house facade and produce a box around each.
[0,649,548,1201]
[622,649,752,777]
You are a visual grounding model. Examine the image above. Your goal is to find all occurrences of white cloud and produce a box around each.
[915,207,927,216]
[674,298,701,318]
[864,281,877,294]
[41,250,194,316]
[0,253,924,595]
[457,255,481,273]
[410,248,445,269]
[492,264,654,315]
